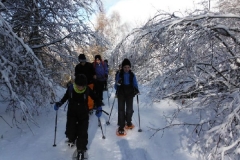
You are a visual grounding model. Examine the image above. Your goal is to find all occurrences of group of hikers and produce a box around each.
[53,53,139,159]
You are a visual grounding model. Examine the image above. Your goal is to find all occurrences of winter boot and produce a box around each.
[66,139,75,147]
[77,150,85,160]
[118,128,124,135]
[116,127,126,136]
[88,109,93,115]
[125,122,135,129]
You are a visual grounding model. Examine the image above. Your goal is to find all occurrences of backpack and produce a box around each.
[64,84,89,111]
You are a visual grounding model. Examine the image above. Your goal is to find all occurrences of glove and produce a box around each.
[117,78,122,86]
[54,102,62,111]
[134,87,140,95]
[95,106,102,118]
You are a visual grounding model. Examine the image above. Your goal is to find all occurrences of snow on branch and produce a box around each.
[111,11,240,159]
[0,15,55,129]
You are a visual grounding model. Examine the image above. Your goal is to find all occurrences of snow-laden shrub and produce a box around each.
[111,11,240,159]
[0,15,55,128]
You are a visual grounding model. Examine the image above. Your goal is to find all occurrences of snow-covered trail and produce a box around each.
[0,86,197,160]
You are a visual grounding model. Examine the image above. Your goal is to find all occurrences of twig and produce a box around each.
[0,115,12,128]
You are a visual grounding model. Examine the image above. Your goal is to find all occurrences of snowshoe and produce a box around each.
[66,139,75,147]
[68,142,75,147]
[77,151,83,160]
[116,127,127,136]
[125,123,135,130]
[72,150,88,160]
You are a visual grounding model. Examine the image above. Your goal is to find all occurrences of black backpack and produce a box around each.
[64,84,89,111]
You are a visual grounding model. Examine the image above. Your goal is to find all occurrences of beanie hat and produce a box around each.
[121,58,131,67]
[78,54,86,62]
[95,55,102,61]
[75,74,87,86]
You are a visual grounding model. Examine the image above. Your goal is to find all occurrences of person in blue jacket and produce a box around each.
[93,55,108,105]
[115,58,139,135]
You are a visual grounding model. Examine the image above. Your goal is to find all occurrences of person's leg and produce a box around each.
[103,80,107,90]
[99,81,105,102]
[76,118,89,151]
[125,97,134,126]
[118,94,126,129]
[88,83,94,111]
[65,114,69,138]
[66,108,77,143]
[94,81,105,105]
[94,80,101,99]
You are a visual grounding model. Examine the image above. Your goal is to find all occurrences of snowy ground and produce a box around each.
[0,85,199,160]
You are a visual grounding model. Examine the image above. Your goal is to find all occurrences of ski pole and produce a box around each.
[106,97,115,125]
[137,95,142,132]
[108,86,113,99]
[107,89,110,108]
[98,117,106,139]
[63,101,69,111]
[53,110,58,147]
[0,116,12,128]
[94,108,109,116]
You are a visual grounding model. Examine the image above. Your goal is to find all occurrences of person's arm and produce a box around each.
[114,73,120,90]
[104,62,108,75]
[74,64,79,77]
[89,87,103,118]
[54,86,70,110]
[87,62,96,81]
[133,74,138,89]
[89,87,101,106]
[133,73,140,94]
[92,62,97,79]
[60,87,70,104]
[89,63,96,76]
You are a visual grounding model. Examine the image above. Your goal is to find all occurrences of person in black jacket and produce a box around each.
[75,54,96,112]
[54,74,102,158]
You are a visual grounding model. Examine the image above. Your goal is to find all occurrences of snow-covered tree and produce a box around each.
[2,0,107,85]
[111,10,240,159]
[89,10,130,74]
[0,0,107,130]
[0,12,54,129]
[218,0,240,14]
